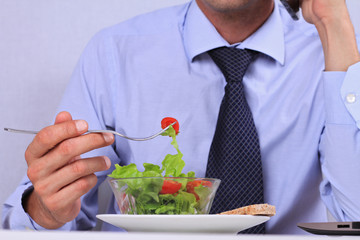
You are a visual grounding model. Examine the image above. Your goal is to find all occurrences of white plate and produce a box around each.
[96,214,270,234]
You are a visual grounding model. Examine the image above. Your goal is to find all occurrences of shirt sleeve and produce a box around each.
[2,177,38,230]
[319,61,360,221]
[2,32,121,230]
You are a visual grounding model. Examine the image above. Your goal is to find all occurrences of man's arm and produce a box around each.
[301,0,360,221]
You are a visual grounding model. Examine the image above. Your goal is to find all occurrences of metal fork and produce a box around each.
[4,122,176,141]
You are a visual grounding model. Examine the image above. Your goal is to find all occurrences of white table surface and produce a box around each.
[1,230,359,240]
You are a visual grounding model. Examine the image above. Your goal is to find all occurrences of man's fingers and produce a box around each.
[27,132,114,181]
[46,132,113,171]
[54,111,73,125]
[68,155,82,164]
[34,156,111,195]
[47,174,98,214]
[25,120,88,161]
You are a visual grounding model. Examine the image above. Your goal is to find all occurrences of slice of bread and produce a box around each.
[218,203,276,216]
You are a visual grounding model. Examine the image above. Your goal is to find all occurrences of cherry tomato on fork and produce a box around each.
[161,117,179,135]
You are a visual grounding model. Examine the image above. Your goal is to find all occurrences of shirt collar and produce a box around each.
[183,0,285,65]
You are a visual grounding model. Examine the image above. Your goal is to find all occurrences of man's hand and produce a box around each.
[301,0,343,25]
[23,111,114,229]
[300,0,360,71]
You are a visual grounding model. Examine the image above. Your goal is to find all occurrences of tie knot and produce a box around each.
[208,47,256,82]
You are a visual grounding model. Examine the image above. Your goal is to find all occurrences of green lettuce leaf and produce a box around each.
[108,163,142,178]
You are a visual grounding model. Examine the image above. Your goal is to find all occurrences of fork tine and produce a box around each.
[88,121,177,141]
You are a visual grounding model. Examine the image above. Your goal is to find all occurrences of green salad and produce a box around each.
[108,122,215,214]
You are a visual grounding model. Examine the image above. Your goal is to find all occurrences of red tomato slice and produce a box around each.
[161,117,179,135]
[187,180,213,188]
[186,180,213,201]
[160,180,182,194]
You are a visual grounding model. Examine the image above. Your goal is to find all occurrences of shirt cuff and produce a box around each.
[323,61,360,128]
[2,183,37,230]
[29,215,73,231]
[341,62,360,128]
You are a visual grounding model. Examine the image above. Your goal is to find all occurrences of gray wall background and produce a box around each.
[1,0,359,227]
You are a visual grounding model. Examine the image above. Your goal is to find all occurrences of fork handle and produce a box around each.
[4,128,39,134]
[4,128,115,136]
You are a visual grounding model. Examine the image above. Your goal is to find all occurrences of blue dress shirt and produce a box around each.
[3,0,360,234]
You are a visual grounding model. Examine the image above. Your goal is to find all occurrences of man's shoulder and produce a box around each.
[95,3,189,41]
[282,15,322,51]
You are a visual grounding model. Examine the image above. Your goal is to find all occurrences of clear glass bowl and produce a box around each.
[109,177,221,215]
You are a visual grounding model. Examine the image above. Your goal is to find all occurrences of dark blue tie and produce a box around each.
[206,47,265,234]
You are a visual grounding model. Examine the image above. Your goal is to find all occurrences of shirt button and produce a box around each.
[346,93,356,103]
